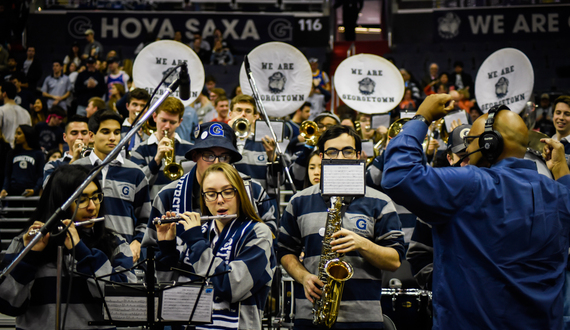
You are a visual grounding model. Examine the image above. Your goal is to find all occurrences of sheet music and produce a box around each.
[103,297,159,321]
[400,111,416,119]
[160,285,214,322]
[361,140,374,158]
[321,162,365,196]
[255,120,284,142]
[372,114,391,129]
[444,110,470,132]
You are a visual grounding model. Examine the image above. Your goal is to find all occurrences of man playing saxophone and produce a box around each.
[279,125,405,329]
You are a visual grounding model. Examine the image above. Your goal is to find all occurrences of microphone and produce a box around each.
[179,63,190,100]
[452,148,483,167]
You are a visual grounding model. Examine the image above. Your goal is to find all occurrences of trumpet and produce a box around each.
[232,117,250,139]
[142,118,156,136]
[79,141,94,158]
[163,130,184,181]
[387,118,431,152]
[300,120,320,146]
[152,214,237,225]
[28,217,105,236]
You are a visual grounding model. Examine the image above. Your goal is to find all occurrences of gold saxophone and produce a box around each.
[313,197,354,328]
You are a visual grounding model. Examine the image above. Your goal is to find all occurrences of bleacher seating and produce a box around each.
[0,197,40,262]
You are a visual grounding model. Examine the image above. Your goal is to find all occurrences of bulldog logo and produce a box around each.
[162,67,177,85]
[495,77,509,98]
[358,77,375,95]
[438,12,461,39]
[268,72,287,94]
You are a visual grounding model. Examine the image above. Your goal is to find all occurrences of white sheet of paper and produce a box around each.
[361,140,374,158]
[322,163,365,196]
[372,114,391,129]
[400,111,416,119]
[444,111,470,132]
[160,285,214,322]
[255,120,284,143]
[103,297,159,321]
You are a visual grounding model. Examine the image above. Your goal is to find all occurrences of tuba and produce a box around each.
[162,130,184,181]
[300,120,320,147]
[313,197,353,328]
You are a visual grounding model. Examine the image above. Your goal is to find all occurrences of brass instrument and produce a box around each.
[387,118,431,152]
[142,116,157,136]
[300,120,320,147]
[163,130,184,181]
[232,117,250,139]
[80,142,94,158]
[429,118,449,166]
[313,197,353,328]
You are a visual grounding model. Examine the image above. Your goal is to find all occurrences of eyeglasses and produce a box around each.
[323,147,357,158]
[77,192,104,209]
[202,188,237,202]
[201,152,232,163]
[462,134,482,149]
[317,123,335,130]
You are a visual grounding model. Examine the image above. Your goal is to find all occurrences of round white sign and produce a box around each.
[334,54,405,114]
[475,48,534,114]
[133,40,205,107]
[239,42,312,117]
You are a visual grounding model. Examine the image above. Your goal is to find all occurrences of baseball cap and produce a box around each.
[86,56,96,64]
[185,122,242,163]
[447,124,472,154]
[540,93,549,100]
[84,29,94,35]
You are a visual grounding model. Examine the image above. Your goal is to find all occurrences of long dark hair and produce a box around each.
[23,165,117,263]
[16,124,41,150]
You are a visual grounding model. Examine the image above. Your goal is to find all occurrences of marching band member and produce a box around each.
[141,122,278,250]
[130,96,194,200]
[279,125,404,330]
[154,162,275,330]
[382,94,570,329]
[0,165,135,330]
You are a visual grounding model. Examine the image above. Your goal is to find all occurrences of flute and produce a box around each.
[152,214,237,225]
[28,217,105,236]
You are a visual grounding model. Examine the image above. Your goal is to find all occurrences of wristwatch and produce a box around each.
[412,114,430,126]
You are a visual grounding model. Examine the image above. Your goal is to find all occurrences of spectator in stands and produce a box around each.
[194,89,216,124]
[209,87,226,103]
[230,85,242,99]
[211,96,230,123]
[105,57,129,101]
[0,127,11,191]
[85,97,106,118]
[173,30,183,43]
[82,29,104,60]
[205,75,216,93]
[107,83,125,112]
[0,44,7,75]
[18,46,42,92]
[42,115,90,186]
[63,41,82,73]
[42,59,72,112]
[399,88,417,111]
[451,61,473,92]
[424,72,453,96]
[190,32,211,52]
[3,56,17,82]
[537,93,553,123]
[210,39,234,66]
[75,56,106,117]
[400,68,422,102]
[0,124,44,197]
[307,84,328,121]
[46,149,62,162]
[421,62,439,90]
[0,81,31,147]
[191,33,211,64]
[9,73,34,112]
[456,89,473,112]
[309,57,331,92]
[30,98,46,127]
[206,28,233,53]
[0,165,135,329]
[35,106,65,153]
[121,88,150,153]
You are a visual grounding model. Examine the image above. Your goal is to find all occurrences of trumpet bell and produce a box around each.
[233,118,251,139]
[300,120,320,146]
[164,162,184,181]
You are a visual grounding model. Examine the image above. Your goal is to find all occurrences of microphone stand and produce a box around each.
[243,55,296,197]
[0,77,182,330]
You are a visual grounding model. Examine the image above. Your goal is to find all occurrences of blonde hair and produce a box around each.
[199,163,262,224]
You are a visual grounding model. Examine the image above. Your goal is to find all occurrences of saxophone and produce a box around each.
[312,196,354,328]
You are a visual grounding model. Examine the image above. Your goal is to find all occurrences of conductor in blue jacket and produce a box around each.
[382,93,570,330]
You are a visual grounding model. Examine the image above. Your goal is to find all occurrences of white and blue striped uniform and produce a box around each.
[130,133,194,200]
[43,152,73,188]
[155,216,276,330]
[278,185,405,329]
[72,153,151,243]
[0,233,135,330]
[234,137,269,190]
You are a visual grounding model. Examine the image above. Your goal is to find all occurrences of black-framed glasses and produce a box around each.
[202,188,237,202]
[463,134,482,149]
[201,152,232,163]
[323,147,357,158]
[77,192,104,209]
[317,123,335,130]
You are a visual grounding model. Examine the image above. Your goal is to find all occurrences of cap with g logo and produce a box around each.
[184,122,242,163]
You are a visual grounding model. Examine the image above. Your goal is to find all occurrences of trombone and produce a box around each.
[163,130,184,181]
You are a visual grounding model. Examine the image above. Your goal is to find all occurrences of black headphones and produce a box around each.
[479,105,511,163]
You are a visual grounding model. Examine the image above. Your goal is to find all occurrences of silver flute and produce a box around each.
[28,217,105,236]
[152,214,237,225]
